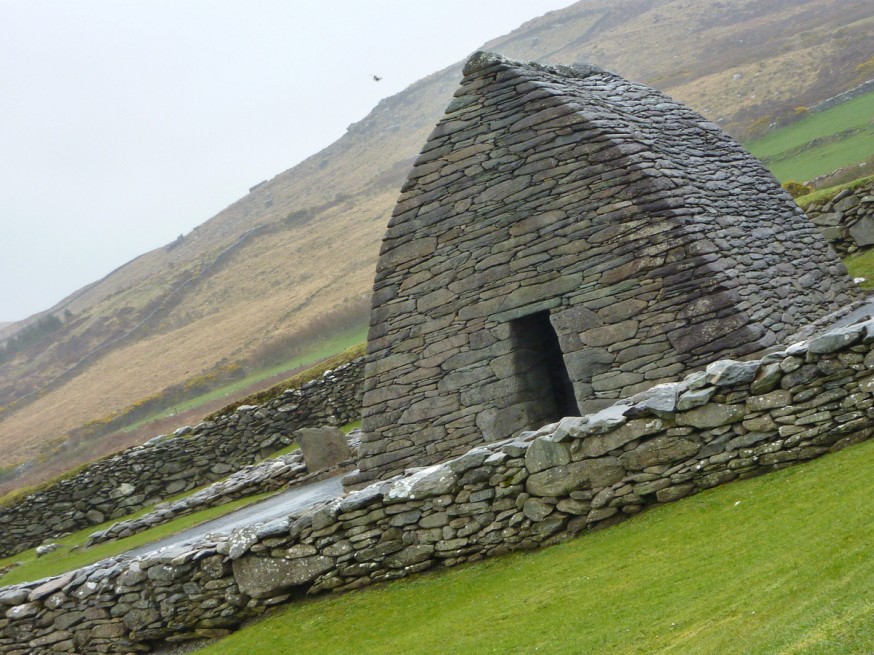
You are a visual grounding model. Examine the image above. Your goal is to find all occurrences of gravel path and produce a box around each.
[125,476,344,559]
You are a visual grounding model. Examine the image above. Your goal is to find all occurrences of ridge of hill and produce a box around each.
[0,0,871,473]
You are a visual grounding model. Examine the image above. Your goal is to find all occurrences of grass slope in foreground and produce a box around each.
[745,90,874,183]
[196,438,874,655]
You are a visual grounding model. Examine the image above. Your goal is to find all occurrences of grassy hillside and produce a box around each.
[796,174,874,209]
[194,438,874,655]
[747,90,874,182]
[1,0,871,483]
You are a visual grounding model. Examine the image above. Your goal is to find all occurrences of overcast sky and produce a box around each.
[0,0,575,323]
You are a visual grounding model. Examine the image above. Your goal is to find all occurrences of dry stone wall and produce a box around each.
[357,51,860,484]
[85,450,308,547]
[3,318,874,654]
[804,180,874,257]
[809,78,874,113]
[0,358,364,559]
[86,429,360,547]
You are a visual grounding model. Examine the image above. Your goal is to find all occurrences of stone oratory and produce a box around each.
[354,51,860,484]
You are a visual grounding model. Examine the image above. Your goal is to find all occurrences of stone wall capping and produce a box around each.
[785,341,809,356]
[583,404,629,433]
[550,416,589,442]
[338,482,389,513]
[623,383,683,417]
[703,359,759,386]
[808,323,866,353]
[82,441,352,548]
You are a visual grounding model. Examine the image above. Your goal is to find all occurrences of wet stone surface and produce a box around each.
[358,52,860,482]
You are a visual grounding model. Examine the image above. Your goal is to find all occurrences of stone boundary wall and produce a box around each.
[84,450,309,547]
[86,433,360,548]
[0,358,365,559]
[809,78,874,113]
[2,319,874,653]
[805,181,874,257]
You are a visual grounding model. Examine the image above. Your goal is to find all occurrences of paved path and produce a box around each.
[125,476,344,558]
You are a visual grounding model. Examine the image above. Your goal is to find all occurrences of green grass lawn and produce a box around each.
[796,174,874,209]
[0,490,275,587]
[842,249,874,290]
[745,91,874,182]
[193,438,874,655]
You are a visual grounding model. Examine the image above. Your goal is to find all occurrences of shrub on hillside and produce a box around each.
[0,314,63,364]
[782,180,814,198]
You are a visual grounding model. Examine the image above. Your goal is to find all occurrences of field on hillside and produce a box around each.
[195,439,874,655]
[0,340,364,499]
[746,90,874,182]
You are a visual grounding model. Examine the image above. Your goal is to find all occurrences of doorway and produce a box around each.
[509,310,580,423]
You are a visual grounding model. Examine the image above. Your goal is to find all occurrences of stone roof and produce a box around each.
[354,51,860,484]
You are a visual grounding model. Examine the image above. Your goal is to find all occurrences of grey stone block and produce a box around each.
[525,437,571,473]
[296,427,354,473]
[676,403,745,428]
[619,437,700,470]
[232,555,335,599]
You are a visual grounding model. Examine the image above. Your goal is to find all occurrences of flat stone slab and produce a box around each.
[296,427,353,473]
[232,554,334,599]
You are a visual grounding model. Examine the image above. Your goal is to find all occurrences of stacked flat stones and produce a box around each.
[804,180,874,256]
[84,451,309,547]
[0,358,363,559]
[86,429,361,547]
[3,317,874,654]
[358,51,859,483]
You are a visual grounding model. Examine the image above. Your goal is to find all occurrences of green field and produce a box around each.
[194,438,874,655]
[842,248,874,290]
[745,91,874,182]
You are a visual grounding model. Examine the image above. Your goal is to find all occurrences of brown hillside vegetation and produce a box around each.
[0,0,870,472]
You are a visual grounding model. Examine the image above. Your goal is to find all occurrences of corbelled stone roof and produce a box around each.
[353,51,860,484]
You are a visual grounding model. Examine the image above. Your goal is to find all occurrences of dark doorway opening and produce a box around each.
[509,310,580,423]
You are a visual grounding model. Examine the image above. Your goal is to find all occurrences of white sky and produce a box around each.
[0,0,575,323]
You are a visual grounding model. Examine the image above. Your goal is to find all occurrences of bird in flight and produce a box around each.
[373,75,382,82]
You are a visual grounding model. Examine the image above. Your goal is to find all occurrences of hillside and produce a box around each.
[1,0,871,473]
